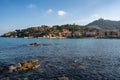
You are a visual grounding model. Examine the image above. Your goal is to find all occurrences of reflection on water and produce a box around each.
[0,37,120,79]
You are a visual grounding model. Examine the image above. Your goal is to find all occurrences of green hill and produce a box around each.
[87,18,120,30]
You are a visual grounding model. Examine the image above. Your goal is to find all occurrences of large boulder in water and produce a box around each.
[29,42,40,46]
[9,59,40,72]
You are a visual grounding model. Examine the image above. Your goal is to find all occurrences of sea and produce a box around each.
[0,37,120,80]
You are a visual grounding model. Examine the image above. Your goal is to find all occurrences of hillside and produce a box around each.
[1,24,86,38]
[87,18,120,30]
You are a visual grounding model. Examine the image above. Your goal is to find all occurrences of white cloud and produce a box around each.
[27,4,36,9]
[47,9,53,13]
[57,10,67,16]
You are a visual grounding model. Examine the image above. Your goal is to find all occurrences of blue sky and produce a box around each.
[0,0,120,34]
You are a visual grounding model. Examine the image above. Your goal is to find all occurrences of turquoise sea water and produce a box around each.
[0,37,120,80]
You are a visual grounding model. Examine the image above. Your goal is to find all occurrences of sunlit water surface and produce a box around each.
[0,37,120,80]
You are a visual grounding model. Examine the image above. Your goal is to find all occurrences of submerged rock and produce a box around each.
[9,59,40,72]
[29,42,53,47]
[0,77,10,80]
[42,44,53,46]
[30,42,40,46]
[58,76,69,80]
[70,63,85,69]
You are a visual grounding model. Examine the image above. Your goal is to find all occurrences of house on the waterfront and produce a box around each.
[72,31,82,38]
[59,29,72,37]
[85,30,98,37]
[84,25,101,37]
[105,30,120,38]
[97,30,120,38]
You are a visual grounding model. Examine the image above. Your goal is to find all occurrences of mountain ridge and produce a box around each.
[86,18,120,30]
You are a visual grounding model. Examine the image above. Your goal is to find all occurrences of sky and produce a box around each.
[0,0,120,34]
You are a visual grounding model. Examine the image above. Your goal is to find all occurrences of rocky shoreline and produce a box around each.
[0,55,118,80]
[9,59,40,72]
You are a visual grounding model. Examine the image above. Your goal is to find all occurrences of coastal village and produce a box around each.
[1,24,120,39]
[1,0,120,79]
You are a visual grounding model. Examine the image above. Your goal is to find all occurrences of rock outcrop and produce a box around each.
[30,42,40,46]
[9,59,40,72]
